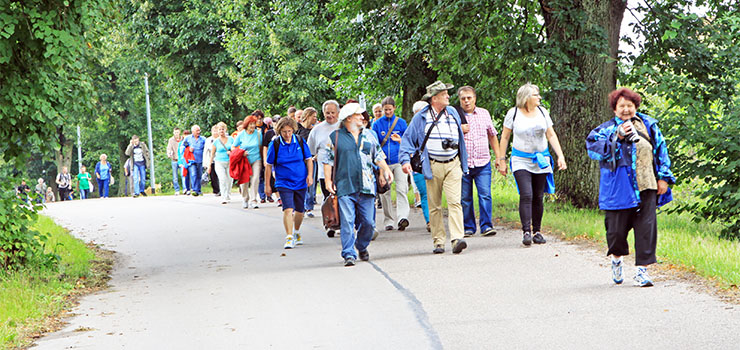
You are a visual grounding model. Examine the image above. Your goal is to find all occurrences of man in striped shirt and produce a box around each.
[400,80,470,255]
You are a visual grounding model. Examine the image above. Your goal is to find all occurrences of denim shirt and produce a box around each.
[322,128,385,197]
[399,105,469,180]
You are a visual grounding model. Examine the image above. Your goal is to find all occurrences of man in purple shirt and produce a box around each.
[459,86,504,237]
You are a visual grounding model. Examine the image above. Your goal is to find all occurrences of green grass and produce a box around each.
[1,215,102,349]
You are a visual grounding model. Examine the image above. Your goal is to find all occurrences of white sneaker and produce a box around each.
[294,232,303,245]
[305,211,314,218]
[250,201,259,209]
[284,235,295,249]
[175,191,180,196]
[242,200,248,209]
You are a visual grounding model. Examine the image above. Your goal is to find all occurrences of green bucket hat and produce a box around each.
[422,80,454,101]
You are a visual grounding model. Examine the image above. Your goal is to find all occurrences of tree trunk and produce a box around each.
[53,126,74,198]
[117,142,129,197]
[401,53,437,121]
[540,0,626,208]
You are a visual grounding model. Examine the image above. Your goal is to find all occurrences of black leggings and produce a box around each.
[513,170,548,233]
[319,179,331,199]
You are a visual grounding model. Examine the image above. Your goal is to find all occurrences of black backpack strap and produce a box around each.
[272,137,281,167]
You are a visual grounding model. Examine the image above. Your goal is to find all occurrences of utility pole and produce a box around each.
[144,73,156,193]
[76,125,82,173]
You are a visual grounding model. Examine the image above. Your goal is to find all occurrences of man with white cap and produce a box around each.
[323,102,393,267]
[400,80,470,254]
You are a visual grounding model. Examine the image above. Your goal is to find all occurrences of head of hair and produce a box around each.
[516,83,540,109]
[322,100,340,113]
[275,116,298,135]
[183,130,192,135]
[216,121,228,133]
[372,103,382,111]
[251,109,265,119]
[132,135,139,140]
[243,115,259,127]
[345,99,359,104]
[303,107,318,120]
[100,153,107,160]
[287,106,297,114]
[173,127,180,132]
[381,96,396,107]
[457,86,476,96]
[608,87,642,110]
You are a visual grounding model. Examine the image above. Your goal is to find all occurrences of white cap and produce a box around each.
[338,103,366,122]
[412,101,428,114]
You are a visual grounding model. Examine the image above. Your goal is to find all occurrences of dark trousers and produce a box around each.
[209,162,219,194]
[605,190,658,266]
[319,178,331,199]
[513,170,548,233]
[59,187,70,201]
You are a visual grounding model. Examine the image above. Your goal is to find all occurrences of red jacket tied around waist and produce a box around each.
[229,148,253,185]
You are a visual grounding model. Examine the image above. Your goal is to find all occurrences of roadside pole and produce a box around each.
[144,73,156,193]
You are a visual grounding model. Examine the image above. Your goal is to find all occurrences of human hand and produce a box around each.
[306,175,314,187]
[325,180,336,194]
[265,187,272,198]
[402,163,412,174]
[384,169,394,184]
[657,179,668,195]
[557,157,567,171]
[618,121,633,140]
[497,159,507,176]
[390,134,402,142]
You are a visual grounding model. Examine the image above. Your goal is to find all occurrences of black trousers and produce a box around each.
[209,162,219,194]
[605,189,658,266]
[59,187,70,201]
[319,178,331,199]
[513,170,548,233]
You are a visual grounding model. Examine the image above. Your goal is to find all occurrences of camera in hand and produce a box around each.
[618,122,640,143]
[442,138,459,150]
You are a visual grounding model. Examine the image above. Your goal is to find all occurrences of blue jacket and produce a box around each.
[372,114,407,164]
[184,135,207,163]
[586,112,675,210]
[399,105,468,180]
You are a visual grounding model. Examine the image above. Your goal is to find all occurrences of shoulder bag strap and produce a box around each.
[419,109,442,152]
[380,116,399,147]
[331,130,339,185]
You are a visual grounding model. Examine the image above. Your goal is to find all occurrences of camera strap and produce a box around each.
[419,108,443,153]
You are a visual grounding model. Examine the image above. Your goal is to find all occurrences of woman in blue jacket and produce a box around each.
[586,87,675,287]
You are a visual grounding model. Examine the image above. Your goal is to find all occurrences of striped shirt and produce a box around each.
[425,108,459,161]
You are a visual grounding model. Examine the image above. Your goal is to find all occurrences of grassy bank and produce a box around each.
[0,215,111,349]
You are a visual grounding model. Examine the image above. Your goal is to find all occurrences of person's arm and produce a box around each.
[375,159,393,186]
[545,127,567,170]
[305,158,314,187]
[488,133,502,169]
[323,164,334,194]
[264,164,273,197]
[498,127,512,176]
[125,142,133,156]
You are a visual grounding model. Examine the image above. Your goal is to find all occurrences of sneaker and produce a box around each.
[266,197,275,203]
[260,199,266,203]
[327,229,335,238]
[251,201,259,209]
[463,231,475,238]
[306,211,315,218]
[385,225,394,231]
[175,191,180,196]
[221,200,228,204]
[426,222,431,232]
[284,236,295,249]
[533,232,547,244]
[414,201,421,208]
[133,194,139,198]
[371,229,379,241]
[522,232,532,246]
[634,267,654,287]
[452,239,468,254]
[184,190,190,195]
[141,192,147,197]
[377,201,382,209]
[344,256,356,267]
[433,245,445,254]
[242,200,248,209]
[294,232,303,245]
[482,227,497,237]
[192,192,199,197]
[397,218,409,231]
[612,259,624,284]
[277,199,282,207]
[359,250,369,262]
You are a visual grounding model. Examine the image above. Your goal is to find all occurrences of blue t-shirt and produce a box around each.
[232,130,262,164]
[372,114,407,164]
[213,137,233,163]
[184,135,207,163]
[97,162,110,180]
[266,135,312,190]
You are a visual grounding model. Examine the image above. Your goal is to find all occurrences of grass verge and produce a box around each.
[0,215,113,349]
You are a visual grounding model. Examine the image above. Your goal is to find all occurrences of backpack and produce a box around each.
[272,134,307,169]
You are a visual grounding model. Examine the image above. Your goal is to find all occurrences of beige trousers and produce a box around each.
[426,157,464,246]
[240,160,261,203]
[380,163,410,227]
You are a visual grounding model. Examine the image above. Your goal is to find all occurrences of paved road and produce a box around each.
[36,194,740,349]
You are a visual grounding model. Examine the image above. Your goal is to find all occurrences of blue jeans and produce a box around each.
[80,188,89,199]
[305,164,318,211]
[258,171,266,200]
[189,162,203,194]
[413,172,430,223]
[171,160,182,192]
[461,162,493,234]
[97,178,109,198]
[133,164,147,195]
[338,193,375,259]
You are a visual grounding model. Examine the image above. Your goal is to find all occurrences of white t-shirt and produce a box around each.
[503,107,554,174]
[425,109,459,161]
[307,121,340,179]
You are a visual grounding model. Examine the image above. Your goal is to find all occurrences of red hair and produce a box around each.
[608,88,642,110]
[243,115,259,127]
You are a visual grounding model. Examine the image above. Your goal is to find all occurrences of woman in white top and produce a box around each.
[498,83,567,246]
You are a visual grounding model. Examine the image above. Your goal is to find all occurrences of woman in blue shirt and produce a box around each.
[231,114,263,209]
[95,153,112,198]
[265,117,313,249]
[207,122,234,204]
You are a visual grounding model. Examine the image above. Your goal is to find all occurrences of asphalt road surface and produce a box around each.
[36,193,740,349]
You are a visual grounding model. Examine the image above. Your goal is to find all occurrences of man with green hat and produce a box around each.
[400,80,470,255]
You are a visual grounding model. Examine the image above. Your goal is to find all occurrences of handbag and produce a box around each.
[375,167,391,194]
[411,108,442,173]
[322,130,342,231]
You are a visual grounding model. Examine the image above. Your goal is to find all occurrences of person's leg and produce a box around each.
[393,163,410,225]
[355,194,375,254]
[427,162,446,247]
[413,173,430,223]
[513,170,534,232]
[304,165,318,212]
[137,165,147,193]
[605,208,633,259]
[475,163,494,232]
[249,160,261,205]
[634,190,658,266]
[461,166,476,234]
[443,159,465,244]
[214,161,230,202]
[133,165,141,195]
[258,171,266,201]
[98,180,103,197]
[319,178,330,199]
[530,172,548,233]
[171,160,180,193]
[292,188,306,231]
[189,163,198,194]
[103,179,109,198]
[379,175,394,228]
[80,189,86,200]
[210,163,219,195]
[182,166,189,192]
[337,194,358,259]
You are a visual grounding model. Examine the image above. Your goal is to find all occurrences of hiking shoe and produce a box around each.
[433,245,445,254]
[482,227,497,237]
[344,256,356,267]
[295,232,303,245]
[327,229,335,238]
[371,230,379,241]
[359,250,369,262]
[284,236,295,249]
[260,199,266,203]
[398,218,409,231]
[385,225,394,231]
[533,232,547,244]
[463,231,475,238]
[452,239,468,254]
[612,259,624,285]
[266,197,274,203]
[306,211,315,218]
[522,232,532,246]
[634,267,654,287]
